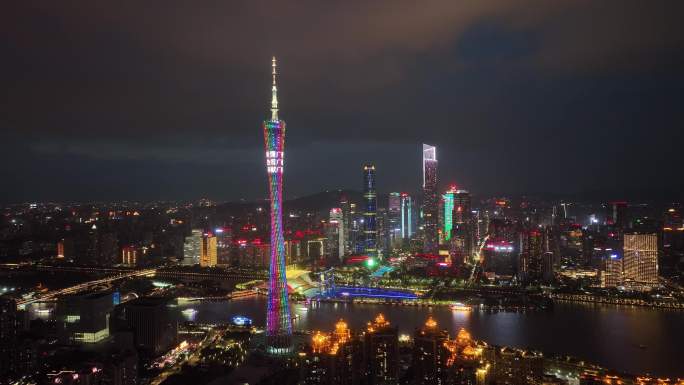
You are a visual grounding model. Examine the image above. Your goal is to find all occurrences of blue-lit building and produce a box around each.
[363,164,377,258]
[400,193,415,242]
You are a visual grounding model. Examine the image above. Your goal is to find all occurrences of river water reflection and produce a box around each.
[176,296,684,377]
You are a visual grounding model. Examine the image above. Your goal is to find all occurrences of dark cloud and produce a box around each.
[1,1,683,202]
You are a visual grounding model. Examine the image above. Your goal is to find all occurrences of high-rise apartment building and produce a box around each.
[422,144,438,253]
[413,316,450,385]
[362,314,399,384]
[305,320,362,385]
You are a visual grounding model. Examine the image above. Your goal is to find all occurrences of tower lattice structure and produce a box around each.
[263,57,292,354]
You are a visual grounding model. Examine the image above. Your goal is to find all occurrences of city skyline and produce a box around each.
[2,3,684,384]
[2,2,684,203]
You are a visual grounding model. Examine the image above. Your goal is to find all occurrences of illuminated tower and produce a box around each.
[363,164,378,259]
[263,57,292,354]
[422,144,438,253]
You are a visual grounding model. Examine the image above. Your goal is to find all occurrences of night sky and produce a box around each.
[1,1,683,203]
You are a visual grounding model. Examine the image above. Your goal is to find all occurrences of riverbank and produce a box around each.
[174,296,684,377]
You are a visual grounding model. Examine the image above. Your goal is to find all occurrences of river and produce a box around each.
[175,296,684,378]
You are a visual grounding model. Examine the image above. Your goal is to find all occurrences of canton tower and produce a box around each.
[263,57,292,354]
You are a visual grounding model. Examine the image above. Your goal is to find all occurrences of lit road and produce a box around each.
[468,235,489,284]
[150,330,220,385]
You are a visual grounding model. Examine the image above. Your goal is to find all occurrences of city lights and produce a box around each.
[1,6,682,383]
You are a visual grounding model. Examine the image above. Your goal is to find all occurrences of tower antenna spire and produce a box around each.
[271,56,279,121]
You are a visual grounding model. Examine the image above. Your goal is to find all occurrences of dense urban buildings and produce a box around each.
[0,297,18,380]
[1,4,683,383]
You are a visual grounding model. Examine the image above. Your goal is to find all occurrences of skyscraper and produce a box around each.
[215,227,232,265]
[623,233,659,287]
[388,193,402,251]
[518,229,543,283]
[451,189,475,263]
[442,188,456,243]
[422,144,438,253]
[328,208,345,262]
[340,196,353,255]
[400,193,415,241]
[453,190,472,225]
[606,201,628,228]
[200,233,217,267]
[182,229,202,266]
[263,57,292,354]
[363,164,377,259]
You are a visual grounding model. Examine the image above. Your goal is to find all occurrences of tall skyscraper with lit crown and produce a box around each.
[363,164,378,258]
[422,144,438,253]
[263,57,292,354]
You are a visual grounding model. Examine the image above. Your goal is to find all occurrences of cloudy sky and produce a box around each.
[1,1,683,203]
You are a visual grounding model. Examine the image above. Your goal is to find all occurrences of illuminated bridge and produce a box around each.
[12,265,270,307]
[17,268,156,307]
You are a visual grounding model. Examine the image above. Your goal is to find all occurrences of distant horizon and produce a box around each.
[2,186,681,206]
